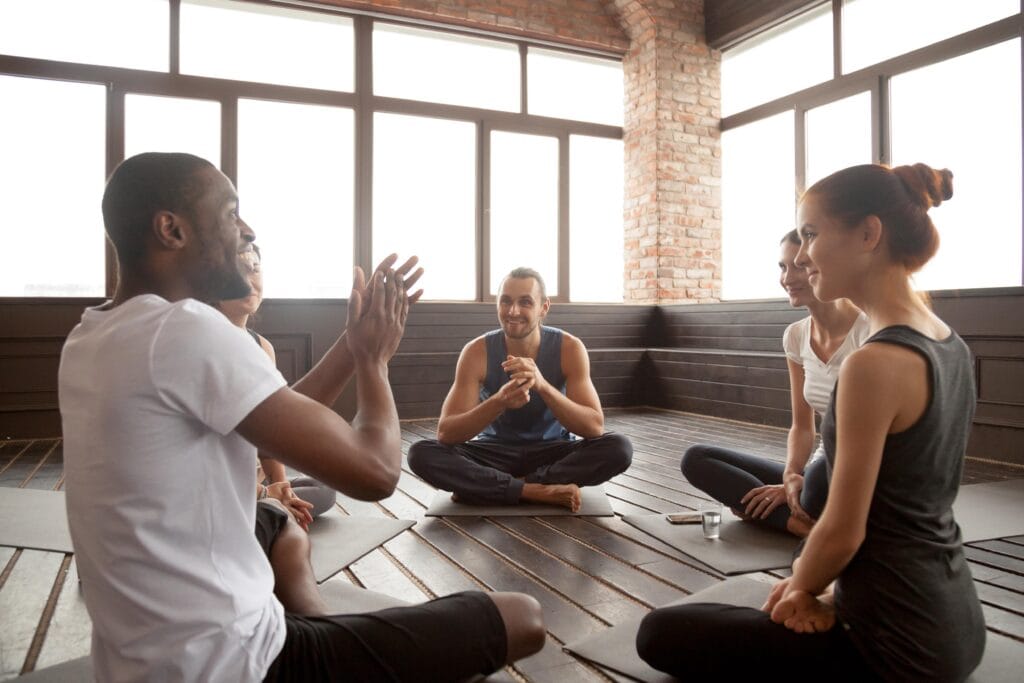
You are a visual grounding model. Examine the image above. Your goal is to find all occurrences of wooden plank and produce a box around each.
[980,603,1024,640]
[347,549,431,604]
[0,549,65,677]
[975,580,1024,615]
[493,517,688,607]
[974,540,1024,561]
[446,517,647,625]
[965,546,1024,575]
[32,558,91,672]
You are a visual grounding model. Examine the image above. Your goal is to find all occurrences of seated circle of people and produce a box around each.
[635,163,986,681]
[217,243,337,529]
[58,152,547,682]
[681,230,870,537]
[408,267,633,512]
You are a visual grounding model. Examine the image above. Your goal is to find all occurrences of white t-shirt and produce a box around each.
[58,295,288,682]
[783,313,871,459]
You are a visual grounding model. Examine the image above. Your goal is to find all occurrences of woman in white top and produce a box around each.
[218,244,336,528]
[681,230,869,536]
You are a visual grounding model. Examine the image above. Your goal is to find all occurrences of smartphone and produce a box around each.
[665,511,702,524]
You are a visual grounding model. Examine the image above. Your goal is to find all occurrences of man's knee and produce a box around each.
[407,439,446,479]
[596,432,632,475]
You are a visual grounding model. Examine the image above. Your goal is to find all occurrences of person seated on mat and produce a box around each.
[636,163,985,681]
[407,267,632,512]
[217,243,336,528]
[59,152,546,682]
[681,231,869,537]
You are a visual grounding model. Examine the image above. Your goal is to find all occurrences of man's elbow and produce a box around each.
[352,463,400,501]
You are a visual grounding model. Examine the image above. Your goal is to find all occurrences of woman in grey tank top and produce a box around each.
[637,163,985,682]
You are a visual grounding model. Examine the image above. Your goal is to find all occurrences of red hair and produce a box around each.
[803,163,953,273]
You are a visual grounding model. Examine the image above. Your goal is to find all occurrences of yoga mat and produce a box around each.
[564,577,771,682]
[954,479,1024,543]
[320,579,412,613]
[18,656,92,682]
[0,488,73,553]
[308,508,415,583]
[622,509,800,575]
[424,485,614,517]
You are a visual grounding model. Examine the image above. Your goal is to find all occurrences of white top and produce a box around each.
[783,312,871,460]
[59,295,288,683]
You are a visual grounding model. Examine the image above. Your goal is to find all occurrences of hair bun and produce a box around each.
[893,163,953,210]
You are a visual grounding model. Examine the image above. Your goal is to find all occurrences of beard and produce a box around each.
[193,235,253,302]
[502,319,538,340]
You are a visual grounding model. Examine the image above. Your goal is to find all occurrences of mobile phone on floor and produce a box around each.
[665,511,701,524]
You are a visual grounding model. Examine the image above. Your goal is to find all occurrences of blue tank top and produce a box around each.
[477,326,569,443]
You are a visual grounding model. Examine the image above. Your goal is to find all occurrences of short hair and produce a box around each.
[504,267,548,301]
[101,152,215,271]
[803,163,952,273]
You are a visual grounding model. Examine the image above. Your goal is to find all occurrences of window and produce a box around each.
[0,0,167,71]
[489,132,559,296]
[721,2,1022,298]
[0,76,106,296]
[528,49,624,126]
[804,91,871,188]
[180,0,354,91]
[721,4,832,116]
[124,95,221,165]
[373,114,477,301]
[237,99,354,298]
[373,24,519,111]
[890,39,1022,290]
[843,0,1018,74]
[721,112,795,301]
[570,136,624,302]
[0,6,623,300]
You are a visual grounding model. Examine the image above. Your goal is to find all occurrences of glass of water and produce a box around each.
[699,501,722,540]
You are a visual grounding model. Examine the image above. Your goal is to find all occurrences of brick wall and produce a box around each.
[311,0,722,303]
[313,0,630,52]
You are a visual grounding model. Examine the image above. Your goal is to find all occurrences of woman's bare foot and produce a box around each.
[786,514,812,538]
[521,483,582,512]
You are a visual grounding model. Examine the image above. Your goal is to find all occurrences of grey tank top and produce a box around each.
[821,326,985,682]
[477,326,568,442]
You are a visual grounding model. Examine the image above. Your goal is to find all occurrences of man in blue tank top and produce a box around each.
[408,268,633,511]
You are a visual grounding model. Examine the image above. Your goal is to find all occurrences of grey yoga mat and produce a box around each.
[308,507,415,583]
[424,485,614,517]
[0,488,73,553]
[564,576,772,682]
[622,508,800,575]
[953,479,1024,543]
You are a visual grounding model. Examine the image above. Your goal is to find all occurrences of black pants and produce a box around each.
[264,591,507,682]
[636,602,877,681]
[407,433,633,504]
[681,444,829,531]
[257,506,507,682]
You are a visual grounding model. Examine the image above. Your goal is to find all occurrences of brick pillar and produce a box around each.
[612,0,721,303]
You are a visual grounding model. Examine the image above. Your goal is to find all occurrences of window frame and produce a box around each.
[0,0,624,303]
[720,0,1024,296]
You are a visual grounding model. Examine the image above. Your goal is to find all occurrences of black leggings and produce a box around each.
[636,602,876,681]
[681,444,828,531]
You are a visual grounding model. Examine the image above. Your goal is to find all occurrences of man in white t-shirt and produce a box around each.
[58,152,545,682]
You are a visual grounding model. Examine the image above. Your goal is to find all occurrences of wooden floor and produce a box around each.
[2,408,1023,681]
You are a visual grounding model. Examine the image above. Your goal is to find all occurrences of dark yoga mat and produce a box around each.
[0,488,73,553]
[622,509,800,575]
[564,577,771,682]
[309,508,415,582]
[424,485,614,517]
[953,479,1024,543]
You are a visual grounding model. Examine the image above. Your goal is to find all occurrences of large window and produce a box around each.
[0,2,624,301]
[0,76,106,297]
[373,114,477,300]
[721,3,1023,298]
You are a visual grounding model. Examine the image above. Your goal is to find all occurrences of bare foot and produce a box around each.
[521,483,582,512]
